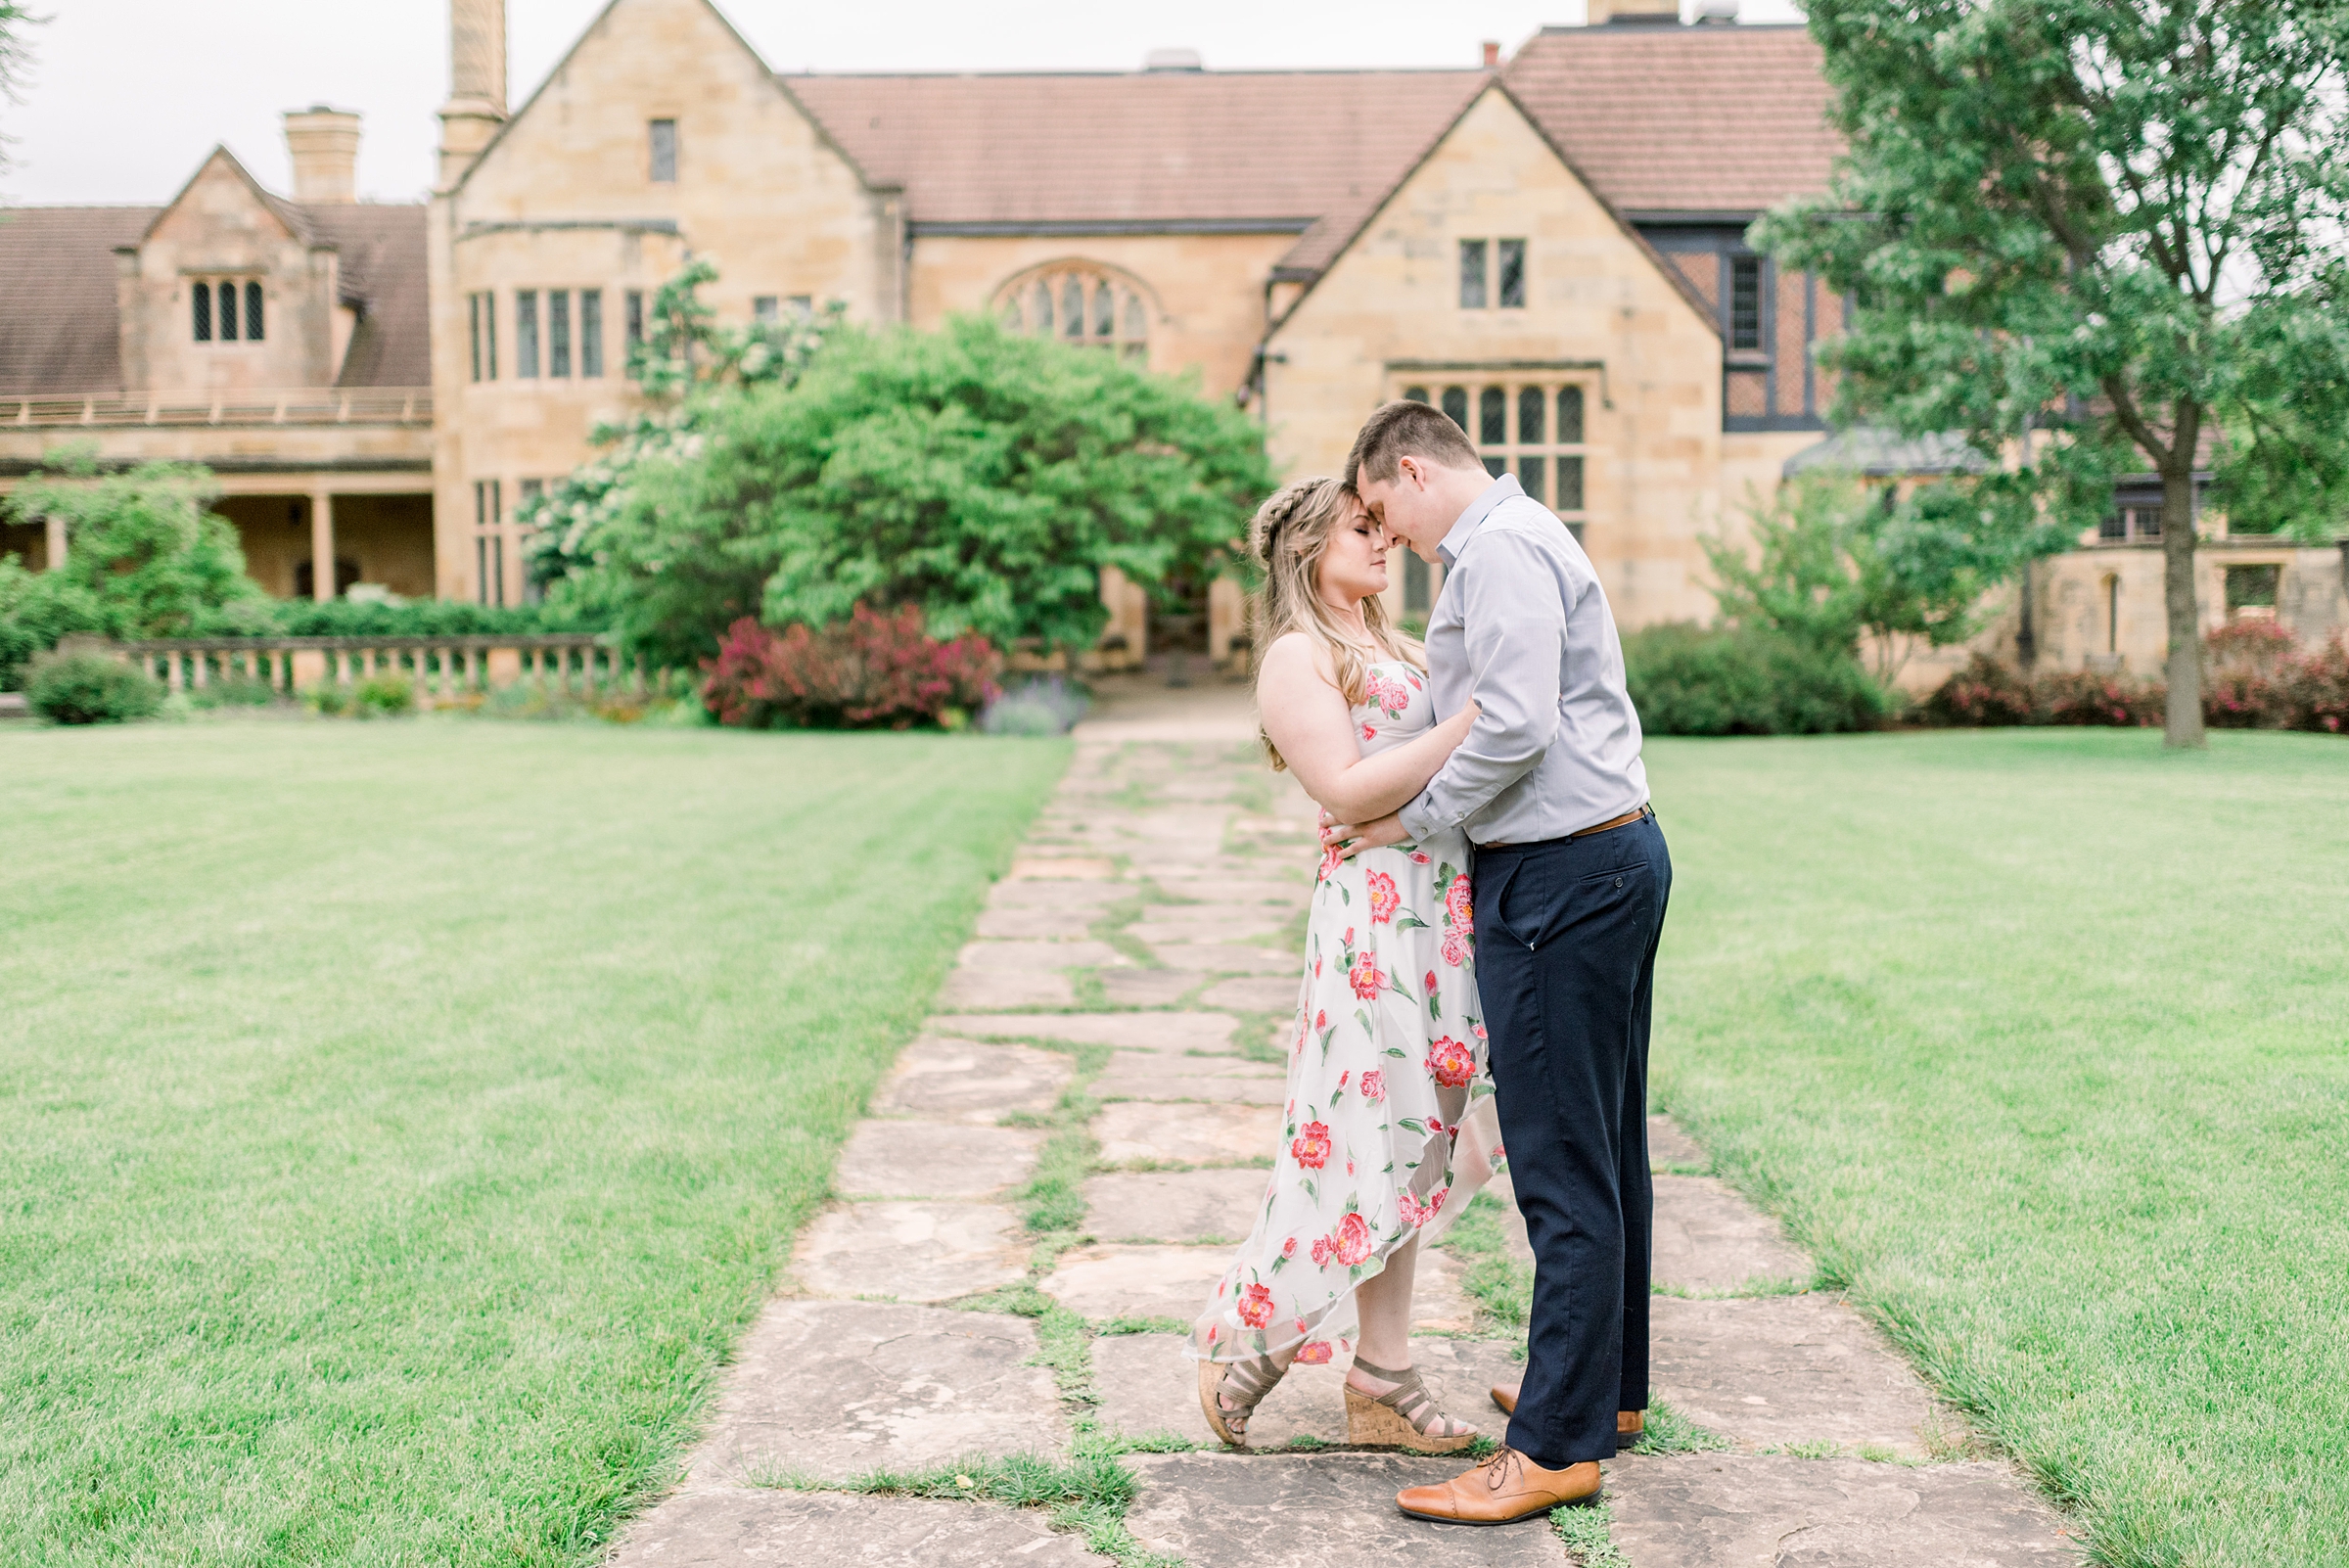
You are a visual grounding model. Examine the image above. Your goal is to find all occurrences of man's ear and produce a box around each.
[1396,455,1424,490]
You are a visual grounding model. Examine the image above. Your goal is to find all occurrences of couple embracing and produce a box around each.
[1190,400,1671,1525]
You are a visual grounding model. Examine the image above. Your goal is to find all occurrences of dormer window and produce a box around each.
[192,280,263,343]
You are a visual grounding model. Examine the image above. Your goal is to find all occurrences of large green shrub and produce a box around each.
[25,650,163,724]
[526,263,1272,666]
[1,453,265,687]
[1623,623,1892,736]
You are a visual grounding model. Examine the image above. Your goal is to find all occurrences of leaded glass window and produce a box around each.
[1459,240,1488,309]
[1497,240,1526,309]
[192,282,211,342]
[1405,376,1594,535]
[996,264,1151,361]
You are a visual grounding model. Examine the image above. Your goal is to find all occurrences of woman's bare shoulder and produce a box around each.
[1257,631,1338,695]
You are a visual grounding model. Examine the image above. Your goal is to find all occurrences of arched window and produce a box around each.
[996,264,1152,361]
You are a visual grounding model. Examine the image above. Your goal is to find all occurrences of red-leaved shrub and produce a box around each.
[701,604,1001,729]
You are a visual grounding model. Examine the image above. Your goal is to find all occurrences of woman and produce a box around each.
[1192,477,1501,1452]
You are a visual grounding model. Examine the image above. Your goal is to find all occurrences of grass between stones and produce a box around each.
[785,1452,1183,1568]
[1648,730,2349,1567]
[0,720,1069,1568]
[1552,1498,1631,1567]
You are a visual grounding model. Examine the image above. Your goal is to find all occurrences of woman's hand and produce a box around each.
[1435,700,1483,750]
[1319,808,1408,862]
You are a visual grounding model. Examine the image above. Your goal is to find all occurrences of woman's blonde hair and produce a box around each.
[1248,476,1424,771]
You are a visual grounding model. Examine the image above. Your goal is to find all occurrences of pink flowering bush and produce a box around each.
[1923,626,2349,733]
[701,603,1000,729]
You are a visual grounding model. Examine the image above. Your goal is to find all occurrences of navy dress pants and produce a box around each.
[1473,813,1671,1470]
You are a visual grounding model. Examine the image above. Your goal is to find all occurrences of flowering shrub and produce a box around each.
[1920,654,2040,726]
[2034,668,2166,727]
[2203,621,2300,729]
[2284,636,2349,733]
[701,604,1000,730]
[1923,626,2349,732]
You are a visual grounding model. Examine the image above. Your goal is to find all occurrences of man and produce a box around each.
[1329,399,1670,1524]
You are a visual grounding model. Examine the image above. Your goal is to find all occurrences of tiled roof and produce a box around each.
[783,25,1839,279]
[0,201,426,397]
[308,205,430,388]
[1501,23,1841,215]
[0,207,153,395]
[783,69,1485,274]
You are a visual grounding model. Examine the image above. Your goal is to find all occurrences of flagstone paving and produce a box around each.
[607,678,2080,1567]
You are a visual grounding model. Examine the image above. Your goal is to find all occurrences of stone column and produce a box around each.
[43,514,66,572]
[310,491,335,602]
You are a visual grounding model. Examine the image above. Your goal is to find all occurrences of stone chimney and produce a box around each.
[438,0,508,190]
[284,107,361,203]
[1587,0,1681,23]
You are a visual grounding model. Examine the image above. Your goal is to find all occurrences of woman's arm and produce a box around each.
[1257,633,1477,825]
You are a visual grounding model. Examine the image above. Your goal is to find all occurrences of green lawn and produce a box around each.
[0,719,1066,1567]
[1648,729,2348,1568]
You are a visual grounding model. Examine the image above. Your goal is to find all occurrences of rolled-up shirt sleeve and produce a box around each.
[1397,530,1566,842]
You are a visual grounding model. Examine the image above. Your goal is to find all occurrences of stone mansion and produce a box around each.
[2,0,2339,677]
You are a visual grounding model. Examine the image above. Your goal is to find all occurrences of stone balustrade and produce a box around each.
[105,634,653,701]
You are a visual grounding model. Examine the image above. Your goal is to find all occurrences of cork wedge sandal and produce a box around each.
[1198,1354,1286,1449]
[1344,1358,1481,1453]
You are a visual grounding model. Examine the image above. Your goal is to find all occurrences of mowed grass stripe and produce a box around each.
[0,720,1068,1567]
[1647,729,2349,1568]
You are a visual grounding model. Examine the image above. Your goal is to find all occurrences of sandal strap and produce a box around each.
[1349,1358,1443,1432]
[1215,1352,1285,1432]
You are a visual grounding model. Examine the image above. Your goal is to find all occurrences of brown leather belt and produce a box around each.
[1481,803,1652,852]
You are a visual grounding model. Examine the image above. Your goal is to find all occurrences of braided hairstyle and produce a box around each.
[1248,477,1424,772]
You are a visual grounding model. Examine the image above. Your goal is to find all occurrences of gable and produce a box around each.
[459,0,869,216]
[1269,83,1718,346]
[143,148,305,260]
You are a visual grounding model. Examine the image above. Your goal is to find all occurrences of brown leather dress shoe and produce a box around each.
[1395,1446,1602,1524]
[1487,1384,1645,1445]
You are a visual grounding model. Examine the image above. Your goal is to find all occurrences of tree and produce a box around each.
[0,3,38,175]
[1757,1,2349,747]
[534,305,1272,664]
[521,259,843,663]
[0,451,266,687]
[1706,472,2009,685]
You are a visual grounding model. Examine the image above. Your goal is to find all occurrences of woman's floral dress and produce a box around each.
[1192,659,1502,1369]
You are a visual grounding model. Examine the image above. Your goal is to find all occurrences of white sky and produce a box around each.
[0,0,1805,208]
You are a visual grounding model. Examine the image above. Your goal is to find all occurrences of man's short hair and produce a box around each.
[1345,399,1484,488]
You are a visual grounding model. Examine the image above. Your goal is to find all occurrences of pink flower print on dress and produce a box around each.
[1426,1036,1476,1088]
[1396,1188,1433,1229]
[1366,871,1399,926]
[1295,1340,1335,1365]
[1347,950,1385,1000]
[1360,722,1377,742]
[1237,1281,1275,1329]
[1317,846,1345,882]
[1290,1121,1333,1170]
[1331,1212,1373,1267]
[1359,1068,1386,1102]
[1365,670,1411,716]
[1311,1235,1333,1267]
[1282,1236,1298,1259]
[1409,851,1431,865]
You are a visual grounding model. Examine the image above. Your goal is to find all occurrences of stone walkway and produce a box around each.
[607,680,2081,1567]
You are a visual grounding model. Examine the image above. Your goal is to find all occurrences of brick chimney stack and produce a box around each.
[438,0,508,191]
[284,107,361,204]
[1482,40,1501,68]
